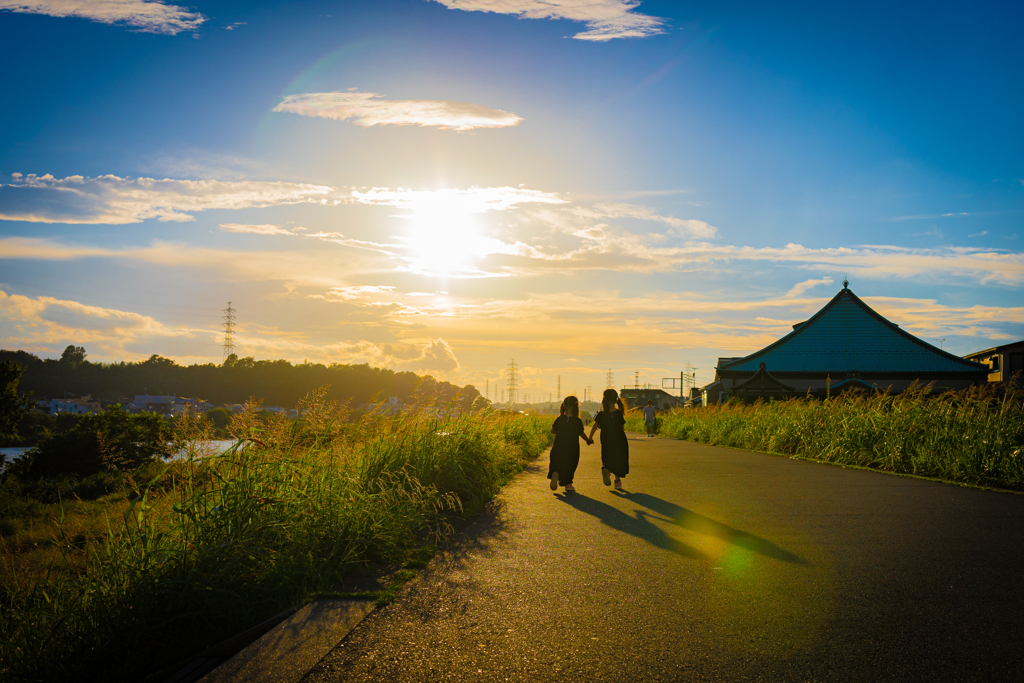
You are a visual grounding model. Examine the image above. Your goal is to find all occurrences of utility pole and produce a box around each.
[507,358,519,406]
[605,369,614,389]
[684,362,699,397]
[635,370,639,389]
[222,302,236,359]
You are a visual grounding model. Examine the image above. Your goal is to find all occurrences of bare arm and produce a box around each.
[587,422,599,442]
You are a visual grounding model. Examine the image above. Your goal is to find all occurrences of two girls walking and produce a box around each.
[548,389,630,492]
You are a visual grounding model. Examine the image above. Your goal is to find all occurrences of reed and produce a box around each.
[0,395,550,682]
[629,385,1024,490]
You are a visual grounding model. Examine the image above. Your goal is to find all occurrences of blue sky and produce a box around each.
[1,0,1021,398]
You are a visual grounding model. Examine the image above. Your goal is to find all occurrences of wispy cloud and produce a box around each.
[224,21,245,30]
[273,90,523,131]
[969,230,988,237]
[0,173,333,224]
[883,212,971,222]
[430,0,666,41]
[784,277,833,298]
[0,0,205,34]
[218,223,297,236]
[569,202,718,238]
[348,186,566,213]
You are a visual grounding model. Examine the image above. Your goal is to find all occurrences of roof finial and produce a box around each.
[843,276,849,290]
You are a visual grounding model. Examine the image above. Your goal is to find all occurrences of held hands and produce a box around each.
[584,437,594,446]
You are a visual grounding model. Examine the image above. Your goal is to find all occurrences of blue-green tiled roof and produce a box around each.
[720,289,987,375]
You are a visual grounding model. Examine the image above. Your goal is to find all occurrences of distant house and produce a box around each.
[709,284,989,402]
[50,394,101,415]
[132,395,211,416]
[963,340,1024,384]
[361,396,403,415]
[620,387,686,411]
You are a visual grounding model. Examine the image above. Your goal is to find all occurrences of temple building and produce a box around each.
[704,283,989,403]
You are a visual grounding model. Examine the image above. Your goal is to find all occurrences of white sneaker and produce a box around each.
[550,472,559,491]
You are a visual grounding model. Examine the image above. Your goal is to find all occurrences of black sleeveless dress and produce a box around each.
[548,415,584,486]
[594,409,629,477]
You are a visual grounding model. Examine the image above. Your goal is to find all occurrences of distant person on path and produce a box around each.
[587,389,629,490]
[643,400,657,438]
[548,395,592,492]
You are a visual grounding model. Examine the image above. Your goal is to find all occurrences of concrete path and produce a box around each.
[304,436,1024,682]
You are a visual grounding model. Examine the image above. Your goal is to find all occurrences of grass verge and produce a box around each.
[625,384,1024,490]
[0,398,550,682]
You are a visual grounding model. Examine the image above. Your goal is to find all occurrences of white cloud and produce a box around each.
[348,186,566,213]
[785,277,833,298]
[0,0,205,34]
[883,212,971,222]
[430,0,666,41]
[321,285,397,301]
[503,216,1024,286]
[569,202,718,238]
[0,173,334,224]
[274,90,523,131]
[219,223,297,236]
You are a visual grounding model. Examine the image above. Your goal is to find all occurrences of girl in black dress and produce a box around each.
[587,388,629,490]
[548,395,592,492]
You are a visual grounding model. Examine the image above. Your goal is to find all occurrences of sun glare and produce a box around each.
[402,211,493,276]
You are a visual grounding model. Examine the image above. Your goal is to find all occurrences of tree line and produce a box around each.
[0,347,481,410]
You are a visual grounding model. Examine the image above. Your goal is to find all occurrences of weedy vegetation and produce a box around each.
[0,389,551,682]
[626,383,1024,490]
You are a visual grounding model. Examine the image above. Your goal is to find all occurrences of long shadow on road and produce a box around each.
[613,491,810,566]
[554,491,703,559]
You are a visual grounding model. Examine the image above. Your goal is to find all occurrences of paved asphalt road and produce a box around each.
[305,436,1024,682]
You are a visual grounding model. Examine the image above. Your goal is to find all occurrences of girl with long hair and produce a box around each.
[548,395,592,492]
[587,388,629,490]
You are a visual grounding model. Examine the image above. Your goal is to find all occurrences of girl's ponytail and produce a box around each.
[616,397,625,412]
[602,388,619,413]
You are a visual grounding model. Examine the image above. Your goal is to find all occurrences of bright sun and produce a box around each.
[402,211,494,276]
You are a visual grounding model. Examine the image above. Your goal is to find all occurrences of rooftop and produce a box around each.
[719,287,988,375]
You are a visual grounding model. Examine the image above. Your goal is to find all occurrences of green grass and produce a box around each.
[0,398,551,682]
[627,384,1024,490]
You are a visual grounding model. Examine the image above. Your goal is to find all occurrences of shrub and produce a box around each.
[16,406,171,478]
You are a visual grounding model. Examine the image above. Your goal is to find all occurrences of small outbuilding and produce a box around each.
[712,283,989,401]
[963,339,1024,384]
[620,387,686,411]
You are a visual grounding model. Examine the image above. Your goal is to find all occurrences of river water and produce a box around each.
[0,440,238,467]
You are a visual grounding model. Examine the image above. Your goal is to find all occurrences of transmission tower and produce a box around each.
[507,358,519,405]
[605,368,614,389]
[221,302,236,359]
[557,375,561,398]
[485,378,489,401]
[586,383,592,403]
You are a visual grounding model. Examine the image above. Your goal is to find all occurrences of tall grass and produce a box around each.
[0,395,550,682]
[630,384,1024,490]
